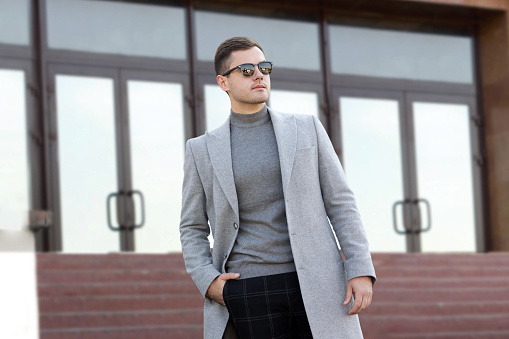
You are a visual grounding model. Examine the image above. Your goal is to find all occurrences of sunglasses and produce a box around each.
[222,61,273,76]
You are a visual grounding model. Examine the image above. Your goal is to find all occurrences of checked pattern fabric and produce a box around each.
[222,271,314,339]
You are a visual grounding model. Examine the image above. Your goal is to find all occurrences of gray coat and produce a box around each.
[179,107,376,338]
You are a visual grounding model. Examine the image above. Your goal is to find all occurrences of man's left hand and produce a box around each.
[343,276,373,315]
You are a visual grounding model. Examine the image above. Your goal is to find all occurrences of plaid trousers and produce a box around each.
[222,271,314,339]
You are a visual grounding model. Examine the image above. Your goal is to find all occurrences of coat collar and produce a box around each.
[205,106,297,218]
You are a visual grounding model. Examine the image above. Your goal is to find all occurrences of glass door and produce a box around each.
[406,93,484,252]
[121,70,190,253]
[332,88,484,252]
[0,62,31,235]
[333,88,408,252]
[47,65,191,253]
[48,64,124,252]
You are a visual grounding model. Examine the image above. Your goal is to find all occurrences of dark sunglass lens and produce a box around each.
[259,62,272,74]
[240,64,255,76]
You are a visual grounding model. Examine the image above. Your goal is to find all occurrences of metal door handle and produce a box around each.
[393,199,411,235]
[128,190,145,229]
[414,198,431,233]
[107,192,121,231]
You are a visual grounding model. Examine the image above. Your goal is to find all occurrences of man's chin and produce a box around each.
[248,95,269,105]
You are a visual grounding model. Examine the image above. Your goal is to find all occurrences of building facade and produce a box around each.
[1,0,509,255]
[3,0,509,338]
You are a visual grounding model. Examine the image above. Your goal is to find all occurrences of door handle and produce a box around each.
[414,198,431,233]
[392,199,412,235]
[106,192,122,231]
[128,190,145,229]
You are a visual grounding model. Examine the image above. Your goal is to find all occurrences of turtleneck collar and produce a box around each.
[230,105,269,128]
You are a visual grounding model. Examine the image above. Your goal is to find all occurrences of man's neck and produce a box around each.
[231,102,266,114]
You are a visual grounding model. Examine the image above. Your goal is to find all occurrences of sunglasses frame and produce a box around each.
[222,61,273,77]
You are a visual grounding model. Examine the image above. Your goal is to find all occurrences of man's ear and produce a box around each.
[217,75,230,92]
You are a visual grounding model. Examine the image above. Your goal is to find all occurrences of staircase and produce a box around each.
[361,253,509,339]
[37,253,509,339]
[37,253,203,339]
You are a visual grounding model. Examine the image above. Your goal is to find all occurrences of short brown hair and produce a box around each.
[214,37,265,76]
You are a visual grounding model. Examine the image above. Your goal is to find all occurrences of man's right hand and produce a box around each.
[205,272,240,305]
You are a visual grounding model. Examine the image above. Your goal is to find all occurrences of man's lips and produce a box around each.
[252,85,266,89]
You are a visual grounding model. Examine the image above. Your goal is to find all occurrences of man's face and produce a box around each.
[217,47,271,111]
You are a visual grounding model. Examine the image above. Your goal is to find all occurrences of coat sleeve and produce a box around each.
[311,115,376,285]
[179,139,221,298]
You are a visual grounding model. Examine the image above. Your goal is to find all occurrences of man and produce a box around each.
[180,37,376,339]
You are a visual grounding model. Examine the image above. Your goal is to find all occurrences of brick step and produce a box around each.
[386,330,509,339]
[371,253,509,263]
[37,269,190,284]
[38,253,509,270]
[374,263,509,275]
[36,253,509,339]
[374,266,509,278]
[39,294,203,313]
[371,252,509,263]
[373,287,509,302]
[360,301,509,316]
[372,277,509,289]
[361,313,509,337]
[38,281,198,297]
[40,325,202,339]
[40,308,203,329]
[37,254,187,270]
[38,254,509,270]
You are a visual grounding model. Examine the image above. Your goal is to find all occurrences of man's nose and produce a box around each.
[253,65,264,79]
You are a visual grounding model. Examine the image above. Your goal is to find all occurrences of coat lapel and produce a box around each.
[269,107,297,197]
[206,116,238,217]
[206,106,297,217]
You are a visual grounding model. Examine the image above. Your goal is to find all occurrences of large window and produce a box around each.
[46,0,186,59]
[329,25,474,83]
[195,10,321,71]
[0,0,30,45]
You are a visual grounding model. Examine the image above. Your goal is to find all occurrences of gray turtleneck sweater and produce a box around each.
[226,105,296,279]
